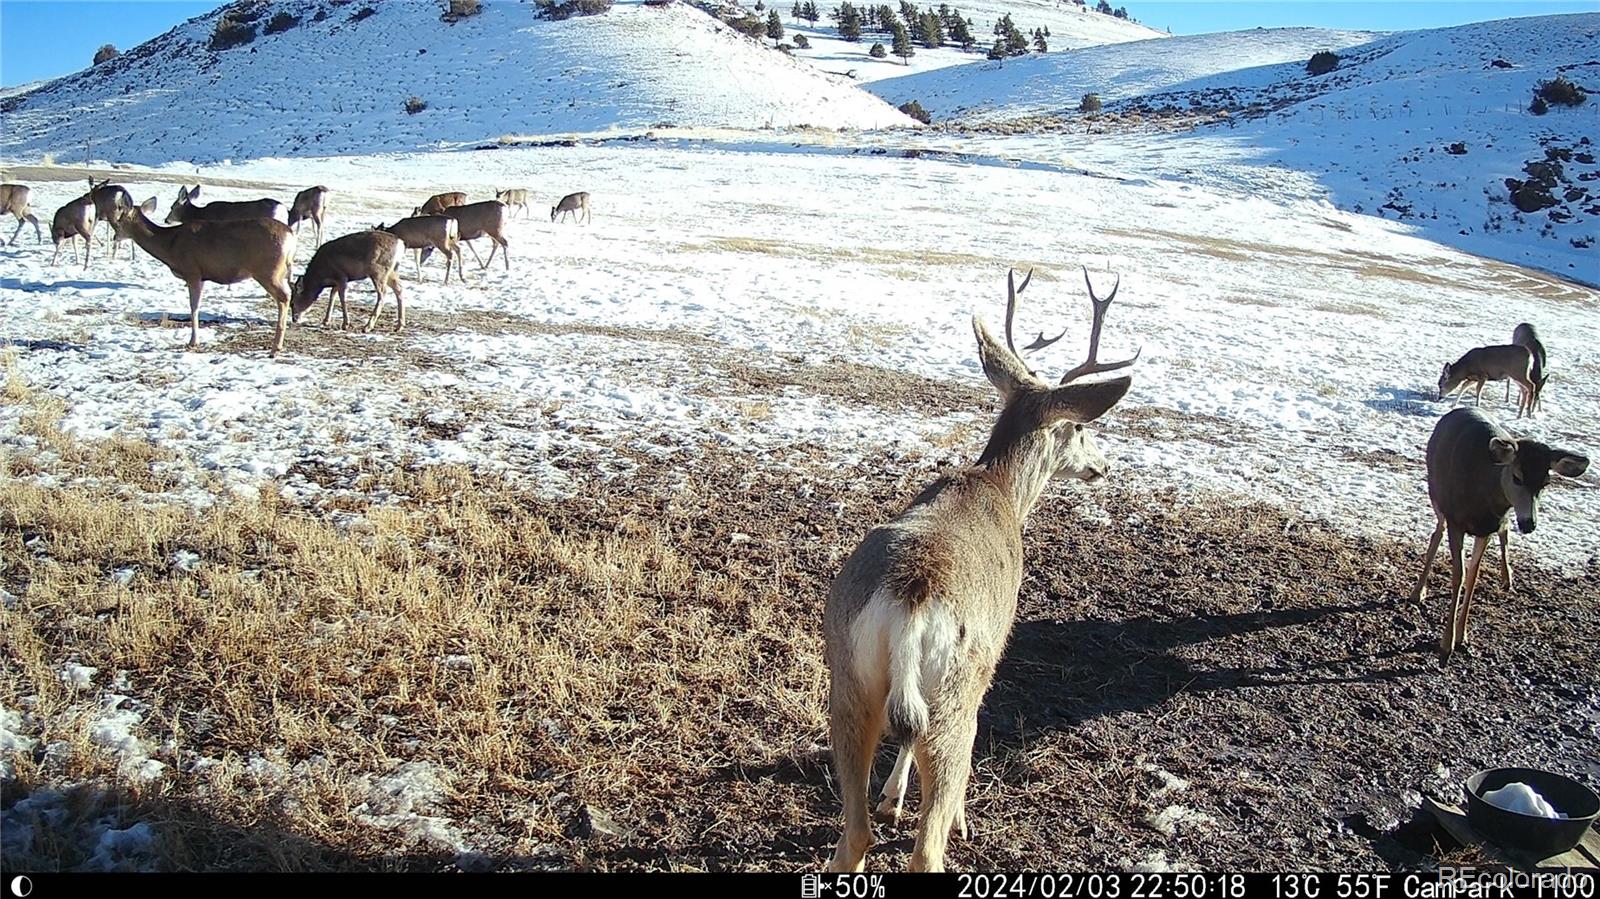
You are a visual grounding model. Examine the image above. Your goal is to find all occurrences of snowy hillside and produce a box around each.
[869,26,1380,120]
[0,0,914,165]
[780,0,1167,83]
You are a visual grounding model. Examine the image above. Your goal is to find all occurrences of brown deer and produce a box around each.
[1438,344,1537,418]
[378,215,462,283]
[414,191,467,217]
[291,230,406,334]
[50,192,97,268]
[88,179,132,258]
[113,204,297,355]
[1411,407,1588,661]
[165,184,286,225]
[427,200,507,271]
[824,267,1138,872]
[0,184,42,245]
[109,196,159,266]
[288,186,329,246]
[551,191,591,224]
[494,188,530,219]
[1507,323,1548,412]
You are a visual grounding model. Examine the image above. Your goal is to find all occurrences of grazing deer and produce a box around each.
[291,230,406,333]
[288,186,329,246]
[1507,323,1548,412]
[551,191,591,224]
[824,267,1138,873]
[379,215,462,283]
[494,188,530,219]
[50,192,97,268]
[0,184,43,245]
[87,179,132,258]
[113,204,297,355]
[1438,344,1537,418]
[1411,407,1588,661]
[165,184,287,225]
[414,191,467,217]
[426,200,508,271]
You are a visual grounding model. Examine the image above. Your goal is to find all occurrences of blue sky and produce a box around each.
[0,1,1593,87]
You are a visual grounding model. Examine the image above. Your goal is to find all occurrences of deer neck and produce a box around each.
[121,210,179,264]
[977,431,1057,523]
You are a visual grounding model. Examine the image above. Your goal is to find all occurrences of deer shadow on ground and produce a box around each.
[1365,386,1444,418]
[0,277,143,292]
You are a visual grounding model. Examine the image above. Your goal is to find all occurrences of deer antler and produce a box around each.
[1003,268,1067,369]
[1058,266,1141,385]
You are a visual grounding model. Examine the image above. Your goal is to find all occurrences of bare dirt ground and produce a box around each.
[4,412,1596,871]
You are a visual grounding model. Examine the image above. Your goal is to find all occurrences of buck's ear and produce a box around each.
[1487,437,1518,465]
[1551,451,1590,479]
[1045,375,1131,424]
[973,316,1033,402]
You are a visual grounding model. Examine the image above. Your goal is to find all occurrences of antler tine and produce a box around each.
[1003,268,1031,360]
[1003,267,1069,366]
[1059,266,1140,384]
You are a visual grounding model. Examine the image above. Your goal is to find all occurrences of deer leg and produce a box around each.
[265,277,290,357]
[364,277,383,333]
[321,286,335,326]
[909,712,978,873]
[338,284,350,330]
[1440,528,1465,660]
[465,239,486,269]
[51,240,62,265]
[1411,517,1446,602]
[499,237,509,271]
[29,214,40,244]
[1497,527,1512,592]
[876,745,915,822]
[187,280,205,350]
[1473,380,1485,407]
[826,684,884,874]
[7,218,23,245]
[483,238,498,271]
[82,233,92,270]
[1456,534,1490,649]
[391,275,404,332]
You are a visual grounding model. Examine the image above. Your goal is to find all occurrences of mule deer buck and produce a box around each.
[824,267,1138,873]
[114,203,297,355]
[50,192,97,268]
[291,230,406,333]
[551,191,591,224]
[494,188,530,219]
[1411,407,1588,661]
[379,215,462,283]
[1506,323,1548,412]
[1438,344,1537,418]
[288,186,329,246]
[166,184,287,225]
[1,184,43,245]
[424,200,508,271]
[414,191,467,217]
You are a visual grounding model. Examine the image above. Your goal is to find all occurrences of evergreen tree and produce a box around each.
[870,41,887,57]
[891,18,914,64]
[899,1,918,26]
[803,1,821,23]
[1113,6,1128,18]
[996,14,1026,55]
[986,37,1004,60]
[792,2,802,18]
[832,1,862,40]
[875,4,896,33]
[917,11,943,48]
[768,10,784,41]
[755,0,765,10]
[948,13,974,49]
[1032,28,1046,52]
[1095,0,1111,13]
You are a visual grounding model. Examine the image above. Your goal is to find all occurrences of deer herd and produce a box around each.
[0,178,593,355]
[0,173,1592,873]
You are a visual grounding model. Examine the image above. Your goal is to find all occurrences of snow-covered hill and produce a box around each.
[780,0,1168,83]
[0,0,915,165]
[869,26,1379,120]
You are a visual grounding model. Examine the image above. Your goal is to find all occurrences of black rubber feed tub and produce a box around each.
[1464,767,1600,857]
